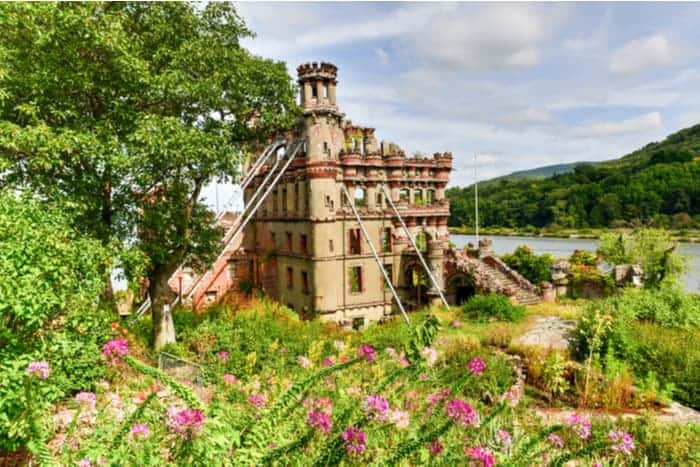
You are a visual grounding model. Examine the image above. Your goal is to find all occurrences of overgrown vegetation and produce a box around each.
[462,294,526,322]
[501,246,554,285]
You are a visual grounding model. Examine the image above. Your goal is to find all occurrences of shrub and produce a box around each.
[569,250,598,267]
[501,245,554,284]
[0,192,111,450]
[462,294,526,322]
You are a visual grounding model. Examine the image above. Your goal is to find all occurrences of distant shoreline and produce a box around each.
[448,226,700,243]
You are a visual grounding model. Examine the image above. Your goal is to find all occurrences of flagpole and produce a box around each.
[474,154,479,248]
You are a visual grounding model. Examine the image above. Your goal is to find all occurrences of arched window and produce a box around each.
[415,231,428,252]
[426,189,436,205]
[399,188,410,202]
[354,187,367,207]
[414,189,423,205]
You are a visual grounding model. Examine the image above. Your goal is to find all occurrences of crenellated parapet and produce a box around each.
[297,62,338,83]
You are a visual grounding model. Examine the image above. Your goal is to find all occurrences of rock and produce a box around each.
[512,316,576,351]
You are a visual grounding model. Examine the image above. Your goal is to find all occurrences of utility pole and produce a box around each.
[474,154,479,248]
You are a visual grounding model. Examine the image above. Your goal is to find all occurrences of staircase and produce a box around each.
[476,261,540,305]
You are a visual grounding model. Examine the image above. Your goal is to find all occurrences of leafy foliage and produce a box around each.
[0,192,111,450]
[597,228,688,288]
[462,294,526,322]
[501,245,554,284]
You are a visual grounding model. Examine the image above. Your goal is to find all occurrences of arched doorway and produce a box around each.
[447,274,476,305]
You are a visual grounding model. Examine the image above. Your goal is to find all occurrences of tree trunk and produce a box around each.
[150,267,176,350]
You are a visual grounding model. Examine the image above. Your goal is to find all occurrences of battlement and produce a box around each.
[297,62,338,82]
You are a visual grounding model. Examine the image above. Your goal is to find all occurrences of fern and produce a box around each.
[550,440,608,467]
[27,413,54,466]
[236,358,360,466]
[511,424,563,466]
[110,391,157,449]
[125,356,203,410]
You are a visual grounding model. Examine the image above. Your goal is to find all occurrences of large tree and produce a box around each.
[0,2,298,348]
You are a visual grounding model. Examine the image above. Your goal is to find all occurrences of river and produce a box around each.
[450,234,700,293]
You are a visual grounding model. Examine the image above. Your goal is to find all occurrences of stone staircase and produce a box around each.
[477,262,541,305]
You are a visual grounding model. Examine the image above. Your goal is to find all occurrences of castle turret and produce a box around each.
[297,62,338,111]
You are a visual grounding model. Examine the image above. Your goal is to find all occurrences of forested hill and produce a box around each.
[447,123,700,230]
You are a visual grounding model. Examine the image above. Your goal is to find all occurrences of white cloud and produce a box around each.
[571,112,663,139]
[413,5,553,70]
[501,108,552,128]
[609,34,683,76]
[374,47,389,66]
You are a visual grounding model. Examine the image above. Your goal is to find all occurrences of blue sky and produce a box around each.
[229,1,700,188]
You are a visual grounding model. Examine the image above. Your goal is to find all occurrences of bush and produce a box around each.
[0,192,111,450]
[462,294,526,322]
[501,245,553,284]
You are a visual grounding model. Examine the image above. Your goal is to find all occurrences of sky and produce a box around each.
[202,1,700,210]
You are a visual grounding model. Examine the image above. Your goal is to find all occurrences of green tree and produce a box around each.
[597,229,688,288]
[501,245,553,284]
[0,3,298,348]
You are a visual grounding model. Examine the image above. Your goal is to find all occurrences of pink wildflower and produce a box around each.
[333,340,345,351]
[421,347,439,367]
[358,344,376,362]
[75,392,96,409]
[385,347,398,358]
[427,388,452,405]
[78,459,91,467]
[307,409,332,433]
[363,394,390,420]
[248,393,267,409]
[468,357,486,376]
[222,374,238,385]
[566,413,592,439]
[547,433,564,448]
[167,408,204,439]
[217,351,229,362]
[297,355,312,368]
[390,409,410,429]
[497,429,511,446]
[398,356,410,368]
[446,399,480,427]
[464,446,495,467]
[499,389,521,407]
[26,361,50,380]
[102,338,129,365]
[609,430,635,455]
[428,439,444,456]
[130,423,150,440]
[342,427,367,456]
[322,357,334,367]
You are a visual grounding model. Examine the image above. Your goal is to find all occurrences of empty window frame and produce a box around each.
[380,227,392,253]
[286,232,293,252]
[349,266,363,293]
[414,189,424,205]
[300,234,308,255]
[383,264,393,289]
[301,271,309,294]
[348,228,362,255]
[426,189,436,205]
[286,267,293,289]
[415,231,428,252]
[399,188,410,202]
[354,187,367,208]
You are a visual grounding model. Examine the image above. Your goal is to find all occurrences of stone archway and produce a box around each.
[446,273,475,305]
[401,260,429,310]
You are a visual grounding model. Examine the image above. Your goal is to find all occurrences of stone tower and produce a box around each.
[243,62,453,327]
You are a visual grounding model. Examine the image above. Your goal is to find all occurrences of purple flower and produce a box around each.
[322,357,334,367]
[167,408,204,439]
[566,413,592,439]
[222,374,238,385]
[217,351,229,362]
[446,399,480,427]
[102,338,129,365]
[75,391,97,409]
[248,393,267,409]
[421,347,438,366]
[358,344,376,363]
[428,439,443,456]
[363,394,390,420]
[390,409,410,429]
[497,429,511,446]
[464,446,495,467]
[547,433,564,448]
[130,423,150,439]
[297,355,312,368]
[26,361,50,380]
[307,409,332,433]
[609,430,635,455]
[468,357,486,376]
[342,427,367,456]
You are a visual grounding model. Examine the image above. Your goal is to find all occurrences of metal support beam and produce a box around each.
[340,185,410,325]
[380,184,450,311]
